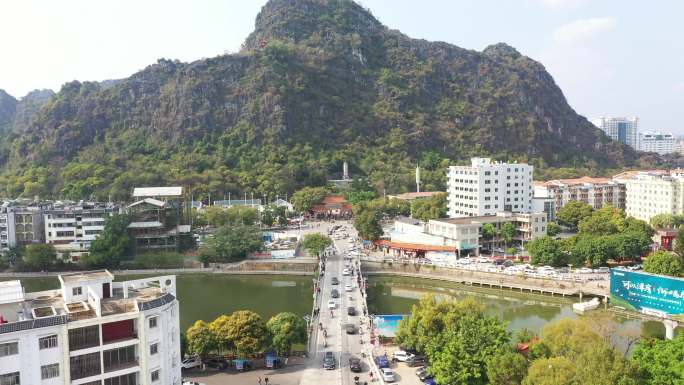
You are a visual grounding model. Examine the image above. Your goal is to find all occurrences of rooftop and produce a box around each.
[132,186,183,198]
[540,176,615,187]
[388,192,441,201]
[59,270,114,285]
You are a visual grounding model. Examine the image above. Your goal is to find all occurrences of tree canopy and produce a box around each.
[556,201,593,229]
[527,236,567,267]
[301,233,333,257]
[198,224,263,263]
[266,312,308,354]
[23,244,57,271]
[411,193,447,221]
[291,186,328,212]
[643,250,683,277]
[354,209,383,241]
[83,214,132,268]
[633,334,684,385]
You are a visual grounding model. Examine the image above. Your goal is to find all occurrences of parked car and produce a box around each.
[347,306,356,316]
[331,277,339,285]
[376,355,390,368]
[392,350,415,362]
[345,284,353,292]
[380,368,396,382]
[349,356,362,372]
[331,289,339,298]
[323,351,336,370]
[342,268,350,275]
[328,300,336,309]
[204,358,228,370]
[416,367,434,381]
[406,355,427,367]
[345,324,357,334]
[423,378,438,385]
[181,356,201,370]
[597,267,610,273]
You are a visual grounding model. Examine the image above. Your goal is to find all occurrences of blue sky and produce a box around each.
[1,0,682,133]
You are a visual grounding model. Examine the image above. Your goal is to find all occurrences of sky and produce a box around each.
[1,0,682,134]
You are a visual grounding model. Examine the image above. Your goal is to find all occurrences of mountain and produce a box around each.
[0,90,17,133]
[0,0,648,200]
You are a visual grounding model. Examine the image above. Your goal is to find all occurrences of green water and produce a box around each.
[365,276,670,342]
[2,274,314,331]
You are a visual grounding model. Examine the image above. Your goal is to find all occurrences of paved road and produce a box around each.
[299,222,374,385]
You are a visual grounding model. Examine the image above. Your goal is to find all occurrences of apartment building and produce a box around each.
[447,158,533,218]
[0,271,181,385]
[44,203,117,261]
[623,172,684,223]
[638,132,678,155]
[534,177,625,213]
[592,117,639,149]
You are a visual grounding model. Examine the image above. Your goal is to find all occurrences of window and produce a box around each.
[150,343,158,355]
[70,353,101,380]
[0,372,20,385]
[41,363,59,380]
[69,326,100,350]
[149,317,158,329]
[151,369,160,382]
[39,335,58,350]
[72,287,82,296]
[103,345,137,372]
[104,373,137,385]
[0,342,18,357]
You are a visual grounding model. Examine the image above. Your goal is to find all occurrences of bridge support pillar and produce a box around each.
[664,319,679,340]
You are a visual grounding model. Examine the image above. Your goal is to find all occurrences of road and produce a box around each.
[299,222,374,385]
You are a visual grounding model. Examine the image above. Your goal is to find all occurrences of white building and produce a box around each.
[623,171,684,223]
[638,132,678,155]
[591,117,639,149]
[44,203,117,262]
[0,271,181,385]
[534,177,625,214]
[447,158,533,218]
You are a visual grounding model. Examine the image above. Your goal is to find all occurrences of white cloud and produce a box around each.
[537,0,589,9]
[553,17,617,44]
[674,82,684,93]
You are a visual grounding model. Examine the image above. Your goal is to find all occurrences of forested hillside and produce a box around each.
[0,0,650,201]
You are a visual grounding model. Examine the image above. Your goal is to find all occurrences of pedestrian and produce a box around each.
[264,377,269,385]
[258,376,262,385]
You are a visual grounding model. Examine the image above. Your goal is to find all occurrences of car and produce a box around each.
[597,267,610,273]
[331,277,339,285]
[406,355,427,367]
[204,358,228,370]
[423,378,438,385]
[345,324,357,334]
[347,306,356,316]
[181,356,201,370]
[331,289,340,298]
[327,300,336,309]
[349,356,362,372]
[376,355,390,368]
[342,268,350,275]
[345,284,353,292]
[416,367,434,381]
[323,351,336,370]
[380,368,396,382]
[392,350,415,362]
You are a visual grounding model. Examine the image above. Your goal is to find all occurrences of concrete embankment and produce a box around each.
[361,261,609,299]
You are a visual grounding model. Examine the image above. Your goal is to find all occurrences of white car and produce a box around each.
[183,381,207,385]
[380,368,396,382]
[327,300,337,309]
[392,350,415,362]
[342,268,350,276]
[345,284,353,292]
[181,356,201,370]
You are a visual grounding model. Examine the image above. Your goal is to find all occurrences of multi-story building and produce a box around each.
[127,188,190,255]
[534,177,625,214]
[638,132,678,155]
[44,203,118,261]
[623,171,684,223]
[0,271,181,385]
[592,117,639,149]
[447,158,533,218]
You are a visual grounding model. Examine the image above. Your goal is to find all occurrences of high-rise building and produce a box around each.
[638,132,678,155]
[623,171,684,223]
[534,177,625,214]
[592,117,639,149]
[447,158,533,218]
[0,271,181,385]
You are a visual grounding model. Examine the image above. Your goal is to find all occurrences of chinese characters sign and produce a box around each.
[610,268,684,317]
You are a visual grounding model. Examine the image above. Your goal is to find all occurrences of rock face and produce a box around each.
[0,90,17,133]
[0,0,643,199]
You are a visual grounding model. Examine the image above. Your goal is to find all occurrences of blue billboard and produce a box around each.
[610,268,684,320]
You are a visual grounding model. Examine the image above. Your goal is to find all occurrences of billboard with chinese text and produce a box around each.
[610,268,684,321]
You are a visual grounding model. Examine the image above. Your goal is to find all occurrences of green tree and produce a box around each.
[266,312,308,354]
[186,320,216,361]
[291,186,328,212]
[347,190,377,205]
[578,205,623,235]
[301,233,333,257]
[354,209,383,241]
[633,334,684,385]
[486,351,528,385]
[527,236,566,267]
[84,214,132,267]
[570,236,615,267]
[209,314,235,354]
[501,222,516,248]
[643,250,683,277]
[225,310,269,356]
[546,222,562,237]
[23,244,57,271]
[556,201,593,229]
[411,193,447,221]
[198,224,263,263]
[482,223,496,240]
[674,225,684,260]
[261,205,276,227]
[523,357,576,385]
[650,213,684,230]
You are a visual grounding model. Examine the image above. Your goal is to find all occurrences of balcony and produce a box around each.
[102,319,137,345]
